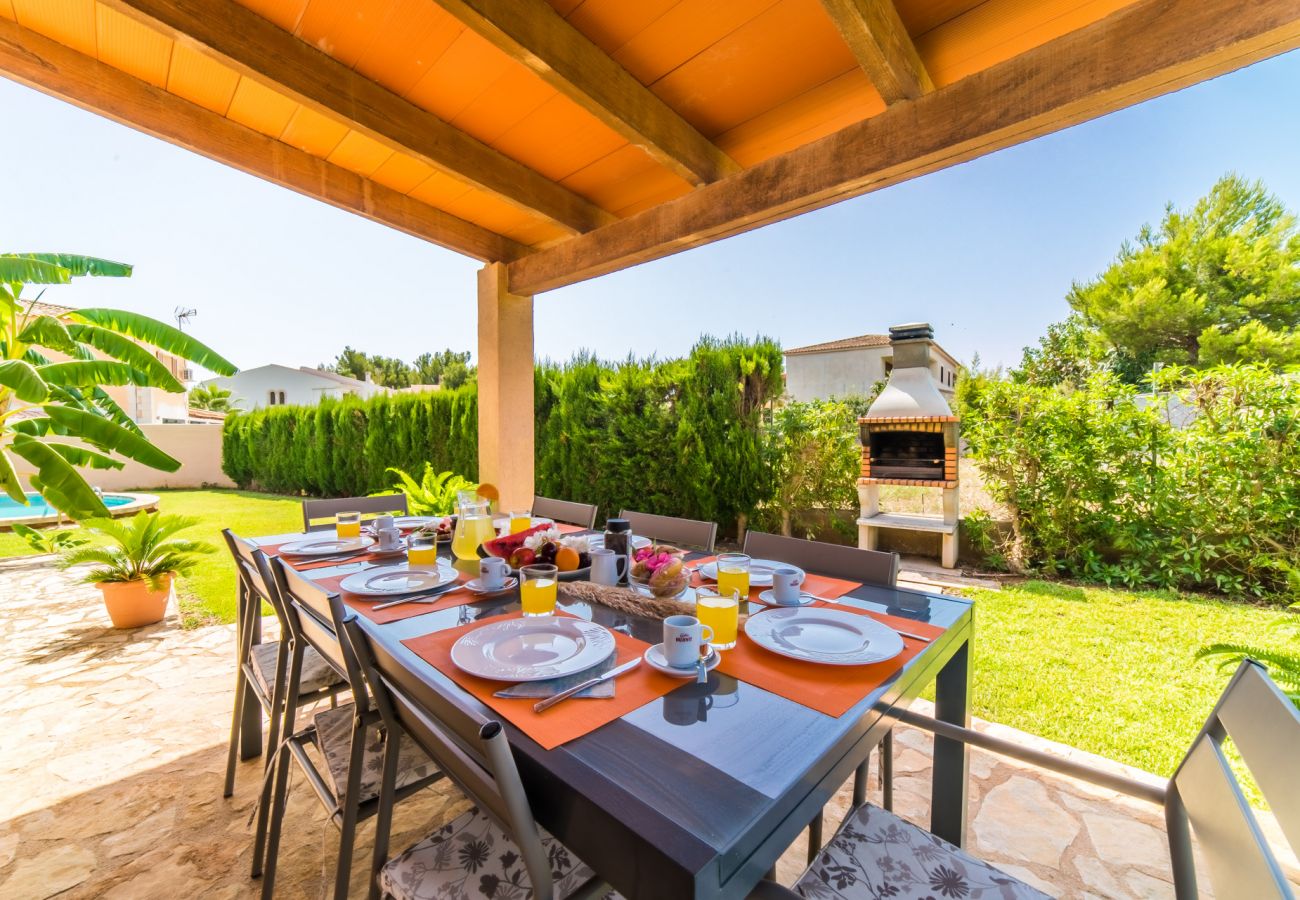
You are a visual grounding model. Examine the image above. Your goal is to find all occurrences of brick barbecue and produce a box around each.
[857,323,960,568]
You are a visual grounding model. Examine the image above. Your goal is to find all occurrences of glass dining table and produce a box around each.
[250,531,975,900]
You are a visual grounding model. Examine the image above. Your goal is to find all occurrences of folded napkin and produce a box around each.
[493,650,617,699]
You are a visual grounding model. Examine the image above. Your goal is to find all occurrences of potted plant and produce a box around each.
[59,513,214,628]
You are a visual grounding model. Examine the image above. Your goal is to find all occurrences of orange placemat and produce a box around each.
[689,556,861,602]
[716,604,944,718]
[259,540,380,571]
[314,570,481,625]
[555,522,589,535]
[402,613,681,750]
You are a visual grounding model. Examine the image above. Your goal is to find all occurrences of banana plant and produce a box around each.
[0,252,237,519]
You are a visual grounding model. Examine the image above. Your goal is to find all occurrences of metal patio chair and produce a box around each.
[220,530,347,879]
[260,560,444,900]
[754,659,1299,900]
[533,495,599,529]
[340,614,617,900]
[619,509,717,551]
[302,494,409,532]
[743,531,902,862]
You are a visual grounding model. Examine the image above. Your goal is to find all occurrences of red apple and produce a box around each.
[509,547,537,569]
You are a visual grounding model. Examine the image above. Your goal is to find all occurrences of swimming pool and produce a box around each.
[0,491,159,527]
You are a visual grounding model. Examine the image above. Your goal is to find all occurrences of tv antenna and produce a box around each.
[174,306,197,331]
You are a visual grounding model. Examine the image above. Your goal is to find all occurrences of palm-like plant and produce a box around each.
[379,465,472,516]
[1198,601,1300,708]
[59,513,214,590]
[189,383,239,412]
[0,252,236,518]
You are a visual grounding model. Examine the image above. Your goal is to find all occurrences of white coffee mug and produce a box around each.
[662,615,714,669]
[479,557,508,590]
[589,548,626,586]
[771,566,804,604]
[377,527,402,550]
[373,515,395,533]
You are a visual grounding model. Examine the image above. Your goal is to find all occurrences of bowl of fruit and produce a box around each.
[629,545,688,598]
[480,525,592,580]
[413,517,455,544]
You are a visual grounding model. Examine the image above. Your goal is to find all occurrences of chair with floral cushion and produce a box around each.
[752,659,1299,900]
[259,560,444,900]
[340,614,618,900]
[220,530,348,880]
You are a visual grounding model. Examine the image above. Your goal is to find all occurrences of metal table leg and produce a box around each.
[239,594,264,760]
[930,630,971,847]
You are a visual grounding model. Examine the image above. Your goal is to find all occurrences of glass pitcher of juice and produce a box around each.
[452,496,494,561]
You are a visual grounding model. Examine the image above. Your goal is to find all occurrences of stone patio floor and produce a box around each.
[2,555,1295,899]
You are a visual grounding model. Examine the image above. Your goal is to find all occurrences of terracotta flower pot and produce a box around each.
[97,575,173,628]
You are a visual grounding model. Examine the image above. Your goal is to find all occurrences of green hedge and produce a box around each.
[223,336,784,535]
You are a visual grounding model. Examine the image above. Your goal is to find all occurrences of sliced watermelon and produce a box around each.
[480,522,552,558]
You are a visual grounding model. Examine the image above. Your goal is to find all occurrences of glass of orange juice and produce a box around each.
[696,586,739,650]
[509,510,533,534]
[336,511,361,540]
[407,533,438,568]
[519,564,558,617]
[715,553,751,603]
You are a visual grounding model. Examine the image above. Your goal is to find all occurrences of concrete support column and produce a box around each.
[477,262,534,512]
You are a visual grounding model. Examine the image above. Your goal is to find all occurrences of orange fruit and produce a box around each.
[476,482,499,503]
[555,546,580,572]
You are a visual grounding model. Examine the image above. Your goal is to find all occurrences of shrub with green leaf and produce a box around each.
[0,253,236,518]
[379,465,472,516]
[758,398,860,538]
[11,522,88,554]
[59,513,215,591]
[1198,601,1300,707]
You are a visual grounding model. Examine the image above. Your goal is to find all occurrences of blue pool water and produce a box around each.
[0,492,134,518]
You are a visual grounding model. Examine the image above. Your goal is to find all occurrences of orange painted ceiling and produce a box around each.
[1,0,1137,251]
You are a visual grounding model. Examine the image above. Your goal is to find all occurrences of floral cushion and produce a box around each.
[313,704,439,804]
[379,806,619,900]
[252,641,343,696]
[794,804,1052,900]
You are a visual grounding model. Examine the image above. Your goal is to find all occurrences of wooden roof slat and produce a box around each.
[99,0,616,234]
[508,0,1300,293]
[429,0,741,186]
[0,15,529,262]
[818,0,933,102]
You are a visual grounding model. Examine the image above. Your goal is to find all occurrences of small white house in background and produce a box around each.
[199,364,390,410]
[784,333,962,402]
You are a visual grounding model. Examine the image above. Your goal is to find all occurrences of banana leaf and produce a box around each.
[0,450,26,504]
[68,308,236,376]
[10,435,108,519]
[0,256,70,284]
[42,404,180,471]
[66,323,184,392]
[0,359,50,402]
[6,254,132,278]
[37,360,149,388]
[22,349,52,366]
[47,443,126,470]
[17,315,78,354]
[91,387,144,435]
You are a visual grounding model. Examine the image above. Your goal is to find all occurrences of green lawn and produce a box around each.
[0,489,304,627]
[962,579,1280,781]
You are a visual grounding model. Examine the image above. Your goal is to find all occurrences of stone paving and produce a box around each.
[1,555,1295,899]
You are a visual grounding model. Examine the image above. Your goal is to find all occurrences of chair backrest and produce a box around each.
[532,495,598,529]
[222,528,289,635]
[742,531,899,587]
[302,494,409,532]
[341,616,557,898]
[619,510,717,552]
[270,558,368,709]
[1166,660,1299,899]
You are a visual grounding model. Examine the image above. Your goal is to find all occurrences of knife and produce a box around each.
[533,657,641,712]
[371,581,462,611]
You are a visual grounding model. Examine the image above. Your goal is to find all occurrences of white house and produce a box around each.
[784,333,962,402]
[199,364,389,410]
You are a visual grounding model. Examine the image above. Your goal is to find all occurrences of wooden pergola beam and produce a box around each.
[0,17,529,263]
[102,0,615,235]
[509,0,1300,294]
[431,0,740,186]
[819,0,933,103]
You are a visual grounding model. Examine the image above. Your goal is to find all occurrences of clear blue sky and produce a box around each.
[3,49,1298,377]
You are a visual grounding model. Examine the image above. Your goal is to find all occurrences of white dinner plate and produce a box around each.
[392,516,438,530]
[642,643,719,678]
[744,607,904,666]
[339,562,457,596]
[585,534,652,552]
[451,618,616,682]
[278,535,374,556]
[696,559,803,588]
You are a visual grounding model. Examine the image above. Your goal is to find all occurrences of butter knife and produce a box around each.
[533,658,641,713]
[371,581,462,611]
